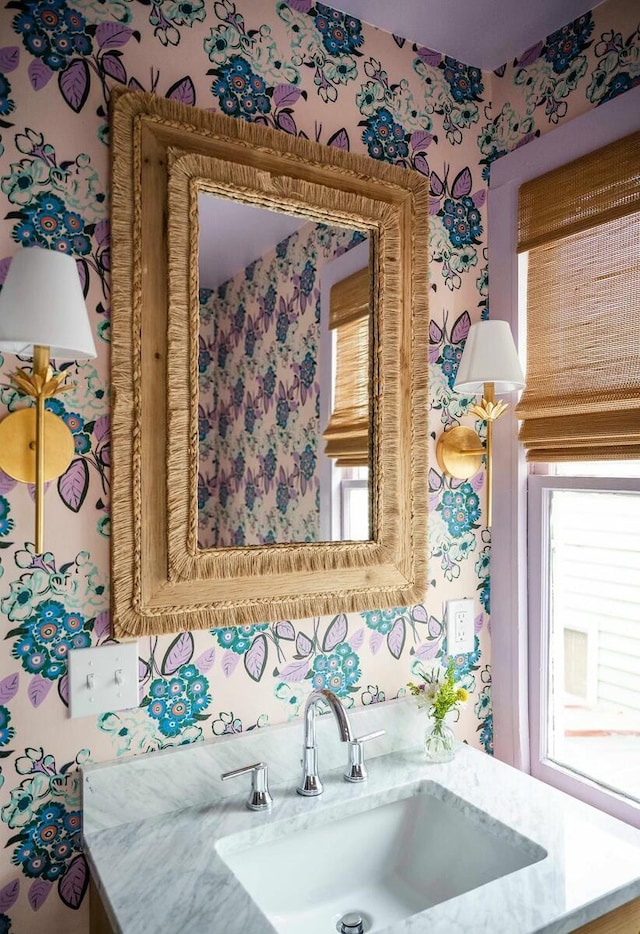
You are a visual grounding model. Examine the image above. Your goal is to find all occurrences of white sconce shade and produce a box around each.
[454,320,524,395]
[0,246,96,359]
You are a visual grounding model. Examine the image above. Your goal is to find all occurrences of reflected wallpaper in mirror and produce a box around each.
[197,193,371,549]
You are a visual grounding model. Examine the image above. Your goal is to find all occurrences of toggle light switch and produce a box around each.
[68,642,139,718]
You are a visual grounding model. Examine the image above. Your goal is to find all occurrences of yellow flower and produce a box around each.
[456,687,469,703]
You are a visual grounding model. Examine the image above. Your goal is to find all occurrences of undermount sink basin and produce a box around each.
[216,780,547,934]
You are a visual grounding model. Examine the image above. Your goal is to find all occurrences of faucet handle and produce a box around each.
[221,761,273,811]
[344,730,385,783]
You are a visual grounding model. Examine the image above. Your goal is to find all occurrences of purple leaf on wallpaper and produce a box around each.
[428,343,440,365]
[0,673,19,704]
[428,615,443,639]
[94,611,111,639]
[295,631,313,657]
[276,111,297,136]
[328,127,350,151]
[415,639,440,661]
[516,41,544,68]
[101,51,126,84]
[350,627,365,651]
[96,22,134,49]
[128,76,145,92]
[410,130,434,151]
[472,188,487,209]
[416,155,433,181]
[451,167,473,199]
[493,62,507,78]
[417,46,441,67]
[138,657,149,680]
[514,131,538,150]
[284,0,314,11]
[470,470,484,492]
[411,604,428,624]
[94,220,110,249]
[59,854,89,910]
[0,879,19,912]
[58,674,69,707]
[28,878,52,911]
[273,84,302,108]
[162,632,194,675]
[369,630,384,655]
[451,310,471,345]
[475,613,483,633]
[429,320,443,345]
[430,170,444,197]
[58,58,90,113]
[222,651,240,678]
[429,198,441,216]
[428,467,443,493]
[76,257,88,296]
[27,58,53,91]
[275,620,295,641]
[195,647,216,673]
[166,76,196,106]
[277,658,310,683]
[322,613,348,652]
[244,634,267,682]
[387,617,406,660]
[0,256,11,286]
[58,458,89,513]
[28,675,52,708]
[0,46,19,73]
[0,469,17,494]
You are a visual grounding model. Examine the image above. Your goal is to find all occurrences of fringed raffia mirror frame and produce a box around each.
[110,90,428,636]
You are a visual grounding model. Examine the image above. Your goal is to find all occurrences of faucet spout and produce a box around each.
[297,689,353,797]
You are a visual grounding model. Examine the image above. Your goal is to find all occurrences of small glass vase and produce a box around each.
[424,716,455,763]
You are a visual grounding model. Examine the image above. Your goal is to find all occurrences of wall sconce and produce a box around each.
[436,320,524,527]
[0,247,96,553]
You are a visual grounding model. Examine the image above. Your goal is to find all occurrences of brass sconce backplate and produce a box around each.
[436,425,484,480]
[0,408,74,483]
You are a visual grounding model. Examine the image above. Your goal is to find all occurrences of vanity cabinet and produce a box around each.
[573,897,640,933]
[90,880,115,934]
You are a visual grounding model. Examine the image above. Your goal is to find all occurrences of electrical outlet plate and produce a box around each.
[445,599,475,654]
[68,642,139,719]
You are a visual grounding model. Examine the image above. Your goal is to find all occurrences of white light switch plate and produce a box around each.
[445,599,475,654]
[68,642,139,719]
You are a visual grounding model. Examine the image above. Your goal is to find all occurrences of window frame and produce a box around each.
[528,474,640,827]
[489,85,640,817]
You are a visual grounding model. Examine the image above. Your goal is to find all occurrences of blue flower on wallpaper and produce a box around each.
[298,260,315,297]
[361,607,406,635]
[441,343,463,389]
[544,13,593,74]
[276,394,292,429]
[0,73,15,118]
[0,705,15,747]
[439,483,481,537]
[214,624,268,655]
[298,351,315,389]
[12,602,91,680]
[360,107,409,162]
[441,196,482,248]
[441,57,483,102]
[147,665,211,736]
[314,4,363,56]
[0,912,10,933]
[298,443,316,482]
[310,642,361,697]
[12,0,92,71]
[12,801,82,882]
[600,71,640,104]
[211,56,271,121]
[0,495,14,537]
[12,191,91,255]
[276,307,290,343]
[479,713,493,754]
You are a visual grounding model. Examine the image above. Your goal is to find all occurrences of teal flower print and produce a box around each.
[146,664,211,736]
[211,55,271,121]
[213,624,268,655]
[0,495,14,537]
[543,13,593,74]
[361,107,409,162]
[310,642,361,697]
[441,57,483,102]
[441,196,482,248]
[439,482,481,537]
[12,0,93,71]
[12,800,82,882]
[314,4,363,57]
[0,705,15,747]
[361,607,406,635]
[11,600,90,681]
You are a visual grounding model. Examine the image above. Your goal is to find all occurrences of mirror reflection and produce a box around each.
[197,193,372,549]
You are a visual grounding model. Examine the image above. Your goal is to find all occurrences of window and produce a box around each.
[488,87,640,829]
[518,130,640,825]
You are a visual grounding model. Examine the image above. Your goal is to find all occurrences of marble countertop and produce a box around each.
[82,699,640,934]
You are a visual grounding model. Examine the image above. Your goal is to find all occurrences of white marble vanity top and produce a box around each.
[82,699,640,934]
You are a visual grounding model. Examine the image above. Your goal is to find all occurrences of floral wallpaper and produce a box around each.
[0,0,636,930]
[198,219,364,548]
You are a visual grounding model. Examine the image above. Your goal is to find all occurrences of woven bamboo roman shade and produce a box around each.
[515,130,640,462]
[322,266,370,467]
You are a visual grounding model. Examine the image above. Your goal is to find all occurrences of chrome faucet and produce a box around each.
[297,689,353,797]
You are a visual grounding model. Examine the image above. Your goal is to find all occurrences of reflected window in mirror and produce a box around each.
[196,193,370,550]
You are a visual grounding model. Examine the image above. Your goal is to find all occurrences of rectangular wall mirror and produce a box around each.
[110,90,429,637]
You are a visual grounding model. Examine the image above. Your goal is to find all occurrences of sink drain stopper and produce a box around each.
[338,912,365,934]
